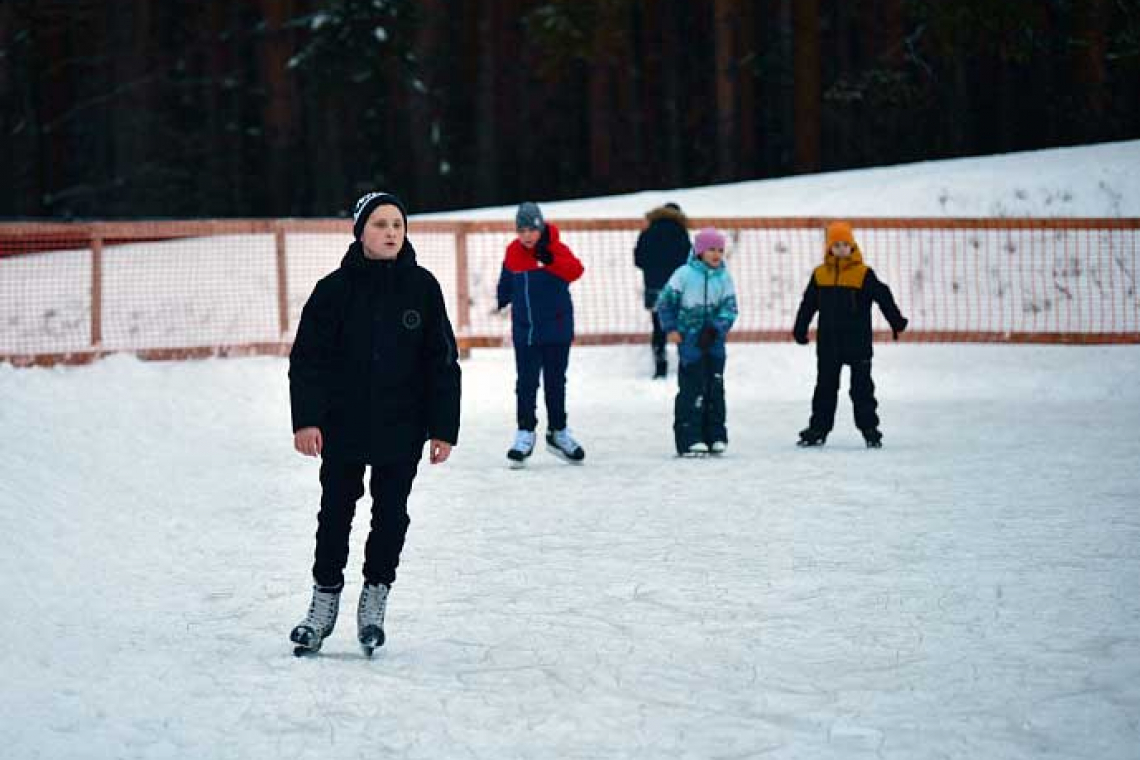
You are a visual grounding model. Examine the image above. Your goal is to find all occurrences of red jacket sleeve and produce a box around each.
[543,238,584,283]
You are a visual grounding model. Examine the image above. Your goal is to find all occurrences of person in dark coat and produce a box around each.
[793,221,908,449]
[634,202,691,378]
[496,201,586,467]
[287,191,461,655]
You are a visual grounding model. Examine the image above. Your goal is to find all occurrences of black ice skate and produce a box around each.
[290,584,342,656]
[507,429,536,469]
[862,428,883,448]
[797,427,828,447]
[357,582,389,657]
[652,349,667,379]
[546,427,585,464]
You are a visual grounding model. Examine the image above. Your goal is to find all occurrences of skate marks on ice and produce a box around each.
[2,346,1140,758]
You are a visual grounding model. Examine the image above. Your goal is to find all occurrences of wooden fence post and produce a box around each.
[90,234,103,348]
[454,222,471,358]
[275,225,289,338]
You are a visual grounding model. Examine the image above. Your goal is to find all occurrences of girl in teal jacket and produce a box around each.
[655,228,738,456]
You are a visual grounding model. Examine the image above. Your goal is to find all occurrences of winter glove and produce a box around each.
[534,227,553,265]
[892,317,909,341]
[793,330,809,346]
[697,326,719,350]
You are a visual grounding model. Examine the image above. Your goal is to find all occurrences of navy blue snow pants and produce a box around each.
[514,342,571,432]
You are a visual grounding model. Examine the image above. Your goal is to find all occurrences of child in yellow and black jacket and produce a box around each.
[793,221,908,448]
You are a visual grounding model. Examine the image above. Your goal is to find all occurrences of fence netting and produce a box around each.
[2,218,1138,365]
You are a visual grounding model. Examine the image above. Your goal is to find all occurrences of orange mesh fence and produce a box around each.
[2,218,1138,365]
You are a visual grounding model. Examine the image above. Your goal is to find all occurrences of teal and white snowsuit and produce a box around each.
[654,252,739,453]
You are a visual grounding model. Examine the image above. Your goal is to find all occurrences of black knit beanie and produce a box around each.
[353,191,409,240]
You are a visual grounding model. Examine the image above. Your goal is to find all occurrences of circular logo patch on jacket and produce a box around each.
[402,309,422,330]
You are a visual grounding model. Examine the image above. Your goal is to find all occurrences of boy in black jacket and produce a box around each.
[288,191,461,655]
[793,221,908,449]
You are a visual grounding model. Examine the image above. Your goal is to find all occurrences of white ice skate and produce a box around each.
[506,429,537,469]
[546,427,585,464]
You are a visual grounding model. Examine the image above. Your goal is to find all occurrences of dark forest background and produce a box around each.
[2,0,1138,219]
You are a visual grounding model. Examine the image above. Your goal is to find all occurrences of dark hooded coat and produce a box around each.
[290,240,461,464]
[634,205,691,308]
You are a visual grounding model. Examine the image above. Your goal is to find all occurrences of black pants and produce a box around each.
[515,342,570,431]
[809,355,880,433]
[650,311,666,356]
[674,353,726,452]
[312,458,419,588]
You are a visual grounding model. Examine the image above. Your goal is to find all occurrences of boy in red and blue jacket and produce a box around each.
[496,202,586,467]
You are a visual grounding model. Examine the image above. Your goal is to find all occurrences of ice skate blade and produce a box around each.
[546,443,585,465]
[290,625,316,646]
[506,449,532,469]
[290,625,326,655]
[359,625,385,657]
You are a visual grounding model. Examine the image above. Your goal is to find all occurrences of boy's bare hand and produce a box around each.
[430,440,452,464]
[294,427,323,457]
[667,331,682,344]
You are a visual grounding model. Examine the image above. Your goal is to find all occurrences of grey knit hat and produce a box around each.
[515,201,545,231]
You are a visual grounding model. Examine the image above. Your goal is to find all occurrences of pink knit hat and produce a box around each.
[693,227,727,256]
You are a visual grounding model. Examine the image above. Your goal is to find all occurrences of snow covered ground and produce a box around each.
[2,342,1139,759]
[420,139,1140,220]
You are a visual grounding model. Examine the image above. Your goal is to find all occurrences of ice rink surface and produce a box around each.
[1,343,1138,759]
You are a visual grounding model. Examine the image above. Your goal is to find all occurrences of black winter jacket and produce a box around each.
[634,206,691,308]
[289,240,461,464]
[793,251,908,361]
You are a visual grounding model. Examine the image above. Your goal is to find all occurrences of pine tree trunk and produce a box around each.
[793,0,820,173]
[589,2,624,189]
[0,1,36,214]
[1073,0,1107,123]
[737,0,757,178]
[713,0,739,180]
[406,0,444,210]
[474,0,499,201]
[868,0,904,68]
[256,0,297,214]
[661,1,686,186]
[40,4,77,214]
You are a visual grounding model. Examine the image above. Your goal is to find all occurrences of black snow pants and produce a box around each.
[809,355,880,433]
[674,353,726,453]
[311,458,420,588]
[650,310,666,356]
